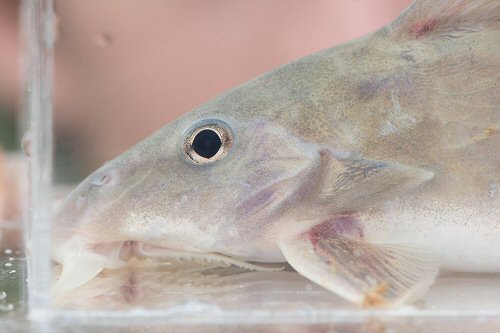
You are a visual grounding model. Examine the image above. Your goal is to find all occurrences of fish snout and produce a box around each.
[52,167,127,250]
[71,168,119,212]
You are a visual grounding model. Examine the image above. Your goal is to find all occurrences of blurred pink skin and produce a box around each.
[0,0,19,107]
[0,149,5,220]
[0,147,23,251]
[0,0,412,172]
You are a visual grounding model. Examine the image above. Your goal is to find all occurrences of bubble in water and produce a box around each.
[9,270,16,274]
[4,249,12,255]
[4,263,12,267]
[22,131,32,157]
[0,291,6,300]
[0,303,14,312]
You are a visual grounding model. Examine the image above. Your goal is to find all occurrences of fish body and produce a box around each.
[53,0,499,307]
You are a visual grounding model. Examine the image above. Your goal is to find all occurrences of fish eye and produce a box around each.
[184,120,233,164]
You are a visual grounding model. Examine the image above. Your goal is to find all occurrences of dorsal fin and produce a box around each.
[390,0,500,40]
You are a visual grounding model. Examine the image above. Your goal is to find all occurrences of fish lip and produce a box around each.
[118,241,284,272]
[51,239,284,300]
[53,241,283,306]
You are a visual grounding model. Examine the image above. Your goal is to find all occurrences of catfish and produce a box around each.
[52,0,499,307]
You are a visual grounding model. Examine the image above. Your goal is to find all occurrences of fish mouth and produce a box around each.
[119,241,284,272]
[52,240,283,305]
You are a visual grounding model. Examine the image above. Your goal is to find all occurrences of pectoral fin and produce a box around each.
[316,149,434,212]
[279,230,439,308]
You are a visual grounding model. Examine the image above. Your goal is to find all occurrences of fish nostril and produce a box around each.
[90,173,113,187]
[77,194,88,210]
[100,174,112,185]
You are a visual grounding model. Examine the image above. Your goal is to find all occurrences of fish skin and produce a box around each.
[52,0,500,306]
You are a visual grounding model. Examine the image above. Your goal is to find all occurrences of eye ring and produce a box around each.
[184,120,233,164]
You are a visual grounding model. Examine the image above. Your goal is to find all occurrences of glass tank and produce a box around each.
[0,0,499,332]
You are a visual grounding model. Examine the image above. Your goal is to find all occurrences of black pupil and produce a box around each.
[192,129,222,158]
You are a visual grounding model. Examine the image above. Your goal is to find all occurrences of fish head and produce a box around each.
[52,86,326,295]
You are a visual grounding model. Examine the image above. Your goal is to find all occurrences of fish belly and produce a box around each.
[361,198,500,273]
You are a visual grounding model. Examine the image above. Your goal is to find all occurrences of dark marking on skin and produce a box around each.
[357,78,389,101]
[401,51,416,63]
[119,240,135,261]
[352,46,369,59]
[120,272,140,304]
[410,19,438,39]
[308,215,363,248]
[333,215,364,238]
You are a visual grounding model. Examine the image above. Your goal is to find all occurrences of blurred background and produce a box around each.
[0,0,412,185]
